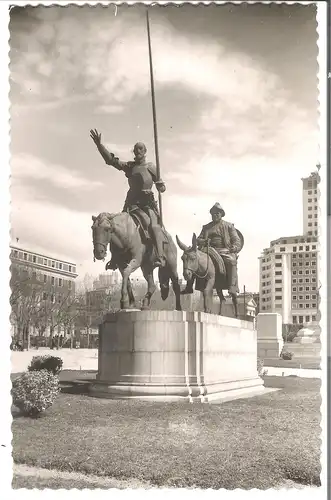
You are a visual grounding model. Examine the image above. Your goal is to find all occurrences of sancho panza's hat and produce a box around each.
[210,202,225,217]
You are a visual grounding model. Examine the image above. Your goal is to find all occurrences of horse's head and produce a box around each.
[176,233,199,282]
[91,213,113,261]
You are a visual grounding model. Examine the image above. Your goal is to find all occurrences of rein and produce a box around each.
[187,241,210,280]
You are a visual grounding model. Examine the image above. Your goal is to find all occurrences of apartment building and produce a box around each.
[258,170,319,327]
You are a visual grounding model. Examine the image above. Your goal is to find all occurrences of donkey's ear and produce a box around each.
[92,215,97,222]
[176,235,189,252]
[192,233,197,250]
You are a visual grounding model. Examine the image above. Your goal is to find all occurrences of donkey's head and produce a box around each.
[176,233,199,282]
[91,213,113,261]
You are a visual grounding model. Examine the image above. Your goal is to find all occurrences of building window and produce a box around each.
[308,223,312,227]
[293,246,297,252]
[312,315,316,321]
[312,278,316,283]
[275,271,282,276]
[51,277,55,285]
[305,270,310,275]
[68,281,72,290]
[280,247,285,252]
[306,287,310,291]
[69,265,72,272]
[305,278,310,283]
[312,303,317,308]
[42,292,47,301]
[299,316,304,324]
[293,295,297,300]
[43,275,47,283]
[275,255,282,259]
[305,315,310,322]
[311,261,316,266]
[275,295,282,300]
[293,279,297,284]
[293,316,297,324]
[293,271,297,275]
[59,263,62,270]
[312,295,316,300]
[299,278,303,283]
[299,262,303,267]
[299,304,303,309]
[312,245,316,250]
[59,278,63,287]
[275,288,282,292]
[308,231,313,235]
[305,295,310,300]
[299,295,304,299]
[308,207,312,211]
[32,255,36,263]
[292,287,297,292]
[23,252,27,260]
[51,261,55,268]
[275,279,282,284]
[305,304,310,308]
[311,270,316,274]
[305,262,310,267]
[275,263,282,268]
[293,262,297,267]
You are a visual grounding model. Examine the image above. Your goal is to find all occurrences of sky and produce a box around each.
[9,3,319,291]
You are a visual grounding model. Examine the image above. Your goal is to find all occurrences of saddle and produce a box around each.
[195,246,228,292]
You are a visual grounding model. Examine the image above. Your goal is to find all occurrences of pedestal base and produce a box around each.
[89,310,265,403]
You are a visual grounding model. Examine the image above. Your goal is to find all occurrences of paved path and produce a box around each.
[264,366,321,378]
[11,348,98,373]
[13,464,316,490]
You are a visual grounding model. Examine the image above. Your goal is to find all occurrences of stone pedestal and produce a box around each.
[256,313,284,359]
[88,310,264,403]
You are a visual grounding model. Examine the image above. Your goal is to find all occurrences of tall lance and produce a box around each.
[146,9,163,227]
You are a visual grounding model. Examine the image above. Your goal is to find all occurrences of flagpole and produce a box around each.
[146,8,163,226]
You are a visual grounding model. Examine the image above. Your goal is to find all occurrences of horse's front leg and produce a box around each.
[141,265,157,310]
[120,258,141,310]
[203,278,214,314]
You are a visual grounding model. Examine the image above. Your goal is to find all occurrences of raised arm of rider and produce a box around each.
[96,143,128,171]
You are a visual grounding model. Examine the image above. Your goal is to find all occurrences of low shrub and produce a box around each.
[28,355,63,375]
[12,370,60,417]
[280,350,293,360]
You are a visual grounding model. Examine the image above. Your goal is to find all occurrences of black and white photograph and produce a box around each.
[4,1,327,493]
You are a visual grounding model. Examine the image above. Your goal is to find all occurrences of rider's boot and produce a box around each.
[150,225,166,267]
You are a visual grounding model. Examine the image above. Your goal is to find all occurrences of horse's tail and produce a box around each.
[158,266,170,301]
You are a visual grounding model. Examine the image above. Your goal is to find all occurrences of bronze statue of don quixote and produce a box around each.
[90,11,244,318]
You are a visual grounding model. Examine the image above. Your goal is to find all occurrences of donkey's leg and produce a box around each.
[170,269,182,311]
[231,292,238,318]
[120,258,141,310]
[141,265,157,310]
[216,289,225,315]
[203,278,214,314]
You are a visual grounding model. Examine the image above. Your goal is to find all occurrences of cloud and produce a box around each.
[11,153,103,191]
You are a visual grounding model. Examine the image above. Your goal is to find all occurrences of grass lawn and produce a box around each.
[12,375,321,489]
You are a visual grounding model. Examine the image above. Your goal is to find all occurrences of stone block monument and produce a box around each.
[256,312,284,358]
[88,310,264,402]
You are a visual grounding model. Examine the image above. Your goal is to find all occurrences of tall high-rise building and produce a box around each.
[302,171,320,236]
[258,169,319,327]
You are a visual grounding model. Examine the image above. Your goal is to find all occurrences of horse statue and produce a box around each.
[176,231,244,317]
[91,212,182,311]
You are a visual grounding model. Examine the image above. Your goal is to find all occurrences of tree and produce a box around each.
[10,265,43,347]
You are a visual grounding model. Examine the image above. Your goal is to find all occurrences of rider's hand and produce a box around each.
[155,181,166,193]
[90,128,102,146]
